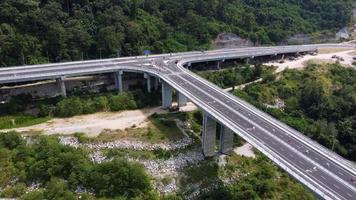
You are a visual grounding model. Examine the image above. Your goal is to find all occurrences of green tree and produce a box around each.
[88,158,151,198]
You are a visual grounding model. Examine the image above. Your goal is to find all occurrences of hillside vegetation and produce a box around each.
[234,64,356,161]
[0,0,353,66]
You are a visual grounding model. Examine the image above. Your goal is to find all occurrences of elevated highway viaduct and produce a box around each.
[0,44,356,199]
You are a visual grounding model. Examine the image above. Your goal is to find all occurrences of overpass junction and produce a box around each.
[0,44,356,199]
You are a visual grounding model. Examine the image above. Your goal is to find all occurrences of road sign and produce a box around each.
[144,50,151,56]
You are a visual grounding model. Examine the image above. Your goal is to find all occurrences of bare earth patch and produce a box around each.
[265,50,356,72]
[6,107,168,137]
[233,143,255,158]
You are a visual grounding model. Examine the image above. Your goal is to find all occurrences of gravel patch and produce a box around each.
[59,136,194,151]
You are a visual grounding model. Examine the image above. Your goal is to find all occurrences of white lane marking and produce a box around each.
[188,67,356,176]
[175,68,356,193]
[333,184,340,189]
[346,193,352,197]
[321,175,326,180]
[338,171,344,176]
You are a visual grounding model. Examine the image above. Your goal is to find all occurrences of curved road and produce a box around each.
[0,44,356,199]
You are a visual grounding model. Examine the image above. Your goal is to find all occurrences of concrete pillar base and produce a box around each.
[202,113,217,157]
[162,81,173,109]
[220,126,234,155]
[56,77,66,97]
[178,92,187,107]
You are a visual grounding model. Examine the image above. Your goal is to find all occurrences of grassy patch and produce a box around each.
[0,115,50,130]
[179,158,219,190]
[148,114,183,141]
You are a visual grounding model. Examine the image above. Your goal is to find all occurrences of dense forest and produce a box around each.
[234,63,356,161]
[0,0,353,67]
[0,132,161,200]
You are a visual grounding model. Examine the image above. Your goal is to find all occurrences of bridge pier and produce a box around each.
[162,81,173,109]
[216,61,221,70]
[154,77,159,91]
[144,73,151,93]
[219,126,234,155]
[177,92,187,107]
[56,77,67,97]
[114,70,123,93]
[202,113,217,157]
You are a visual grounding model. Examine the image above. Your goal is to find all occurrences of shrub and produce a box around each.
[108,93,137,111]
[0,131,23,149]
[93,96,109,111]
[87,158,151,198]
[56,97,84,117]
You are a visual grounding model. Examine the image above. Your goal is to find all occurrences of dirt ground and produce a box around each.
[265,49,356,72]
[6,103,198,137]
[234,143,255,158]
[8,107,167,137]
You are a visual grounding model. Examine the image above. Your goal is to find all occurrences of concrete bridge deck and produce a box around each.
[1,44,356,199]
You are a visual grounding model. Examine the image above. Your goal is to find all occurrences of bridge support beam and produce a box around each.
[177,92,187,107]
[202,113,217,157]
[114,71,123,93]
[219,126,234,155]
[144,73,151,93]
[162,81,173,109]
[56,77,66,97]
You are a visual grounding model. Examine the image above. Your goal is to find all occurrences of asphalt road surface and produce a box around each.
[0,44,356,199]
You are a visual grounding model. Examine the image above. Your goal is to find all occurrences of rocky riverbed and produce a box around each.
[59,136,195,151]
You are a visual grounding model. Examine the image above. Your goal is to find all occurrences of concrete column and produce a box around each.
[202,113,217,157]
[220,126,234,155]
[114,70,123,93]
[154,77,159,91]
[162,81,173,109]
[56,76,66,97]
[217,61,221,70]
[177,92,187,107]
[144,73,151,93]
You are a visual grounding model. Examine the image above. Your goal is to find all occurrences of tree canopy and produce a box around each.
[0,0,353,66]
[234,63,356,161]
